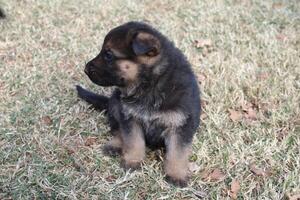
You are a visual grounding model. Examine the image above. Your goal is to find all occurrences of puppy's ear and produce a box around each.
[132,32,160,56]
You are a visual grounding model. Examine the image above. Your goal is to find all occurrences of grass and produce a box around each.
[0,0,299,199]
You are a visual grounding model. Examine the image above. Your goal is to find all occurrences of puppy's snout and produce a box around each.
[85,62,95,75]
[84,66,89,75]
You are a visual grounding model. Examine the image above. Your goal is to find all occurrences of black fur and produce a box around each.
[0,8,5,19]
[76,85,108,111]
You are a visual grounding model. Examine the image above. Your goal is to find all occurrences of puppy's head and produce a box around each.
[84,22,162,87]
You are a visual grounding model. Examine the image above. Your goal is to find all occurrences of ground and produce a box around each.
[0,0,299,199]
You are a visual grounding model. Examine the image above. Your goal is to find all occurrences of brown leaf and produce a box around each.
[105,175,117,182]
[241,102,257,120]
[272,3,283,9]
[210,169,226,181]
[0,81,5,90]
[84,137,97,146]
[229,179,240,199]
[257,72,270,80]
[276,33,288,41]
[194,39,212,48]
[200,113,208,120]
[203,168,226,182]
[42,116,52,125]
[244,107,257,120]
[287,193,300,200]
[250,164,266,176]
[229,109,243,122]
[197,73,207,84]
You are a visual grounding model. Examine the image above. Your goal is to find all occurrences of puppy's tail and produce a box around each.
[0,8,5,19]
[76,85,109,112]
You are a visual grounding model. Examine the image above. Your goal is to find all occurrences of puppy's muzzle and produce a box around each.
[85,62,96,76]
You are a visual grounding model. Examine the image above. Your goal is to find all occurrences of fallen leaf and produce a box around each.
[276,33,288,41]
[257,72,270,80]
[203,168,226,182]
[194,39,212,48]
[229,179,240,199]
[272,2,283,9]
[84,137,97,146]
[250,164,266,176]
[244,107,257,120]
[210,169,226,181]
[105,175,117,182]
[201,47,209,57]
[241,102,257,120]
[0,81,5,90]
[42,116,52,125]
[197,73,207,84]
[229,109,243,122]
[200,113,208,120]
[286,193,300,200]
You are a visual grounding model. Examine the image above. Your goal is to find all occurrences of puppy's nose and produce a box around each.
[84,62,94,75]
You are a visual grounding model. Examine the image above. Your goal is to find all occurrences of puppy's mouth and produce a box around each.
[85,68,124,87]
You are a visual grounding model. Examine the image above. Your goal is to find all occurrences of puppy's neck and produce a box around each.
[119,82,140,98]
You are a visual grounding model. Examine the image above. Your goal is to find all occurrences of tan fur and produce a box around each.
[137,32,159,43]
[117,60,139,82]
[165,133,191,180]
[135,32,161,56]
[122,103,187,128]
[106,133,123,149]
[110,48,126,58]
[155,110,187,127]
[136,54,161,66]
[122,121,145,164]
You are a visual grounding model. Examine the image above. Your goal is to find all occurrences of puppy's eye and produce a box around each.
[103,51,114,63]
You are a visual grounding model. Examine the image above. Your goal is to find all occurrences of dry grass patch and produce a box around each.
[0,0,299,199]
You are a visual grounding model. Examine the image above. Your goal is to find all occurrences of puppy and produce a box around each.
[0,8,5,19]
[76,22,201,187]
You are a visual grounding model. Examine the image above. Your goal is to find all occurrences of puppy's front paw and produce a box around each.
[165,175,188,188]
[120,159,142,171]
[102,144,122,157]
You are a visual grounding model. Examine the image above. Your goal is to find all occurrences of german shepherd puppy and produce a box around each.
[0,8,5,19]
[76,22,201,187]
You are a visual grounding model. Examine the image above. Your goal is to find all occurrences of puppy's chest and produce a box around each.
[122,103,187,129]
